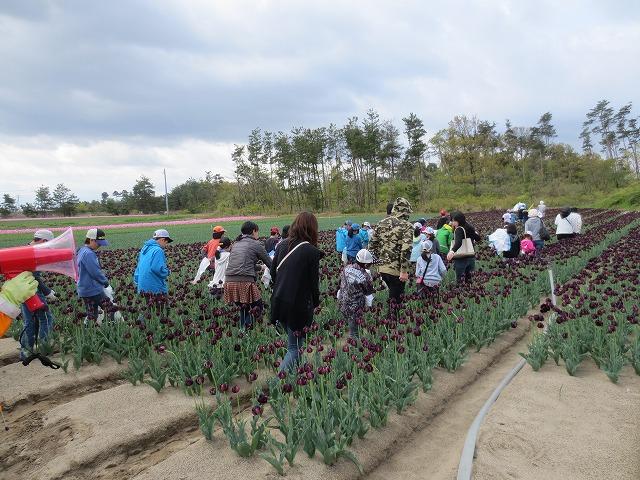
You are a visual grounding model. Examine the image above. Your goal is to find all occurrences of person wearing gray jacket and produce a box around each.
[224,221,272,327]
[524,208,545,252]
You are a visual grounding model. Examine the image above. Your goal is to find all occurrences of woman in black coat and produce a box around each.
[270,212,324,372]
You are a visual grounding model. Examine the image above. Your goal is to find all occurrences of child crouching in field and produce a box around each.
[338,249,374,339]
[208,237,232,300]
[415,240,446,303]
[520,232,536,256]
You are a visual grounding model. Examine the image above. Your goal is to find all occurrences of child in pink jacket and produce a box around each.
[520,232,536,256]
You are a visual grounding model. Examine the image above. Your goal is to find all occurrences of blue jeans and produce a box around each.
[534,240,544,252]
[20,293,54,359]
[82,293,114,322]
[237,301,262,329]
[279,328,306,373]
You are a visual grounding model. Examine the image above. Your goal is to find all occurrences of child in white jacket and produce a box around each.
[208,237,232,299]
[415,240,447,302]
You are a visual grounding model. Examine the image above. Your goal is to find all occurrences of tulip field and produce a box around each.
[1,208,639,479]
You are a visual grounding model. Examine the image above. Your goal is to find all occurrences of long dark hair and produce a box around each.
[451,211,466,226]
[414,226,422,237]
[289,211,318,246]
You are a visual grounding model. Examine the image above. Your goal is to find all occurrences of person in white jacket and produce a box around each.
[555,208,581,240]
[568,208,582,233]
[537,201,546,217]
[208,237,231,299]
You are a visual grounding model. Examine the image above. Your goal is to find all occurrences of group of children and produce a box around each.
[336,213,452,338]
[335,220,374,263]
[193,224,291,299]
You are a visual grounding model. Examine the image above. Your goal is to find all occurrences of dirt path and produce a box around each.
[474,360,640,480]
[367,326,534,480]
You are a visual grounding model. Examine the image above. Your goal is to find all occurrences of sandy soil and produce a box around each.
[0,337,19,366]
[3,315,638,480]
[0,357,125,409]
[473,360,640,480]
[132,322,532,480]
[367,326,535,480]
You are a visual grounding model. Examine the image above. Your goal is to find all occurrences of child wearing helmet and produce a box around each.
[337,249,374,338]
[415,240,446,302]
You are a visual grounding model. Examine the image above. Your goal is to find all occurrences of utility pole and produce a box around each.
[163,169,169,215]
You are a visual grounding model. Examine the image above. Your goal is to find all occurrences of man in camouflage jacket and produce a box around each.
[369,197,414,309]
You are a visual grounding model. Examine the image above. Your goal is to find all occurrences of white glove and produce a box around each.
[103,285,114,301]
[365,294,374,307]
[46,290,57,301]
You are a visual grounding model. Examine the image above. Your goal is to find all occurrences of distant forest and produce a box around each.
[2,99,638,217]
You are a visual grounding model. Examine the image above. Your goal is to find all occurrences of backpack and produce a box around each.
[540,222,551,241]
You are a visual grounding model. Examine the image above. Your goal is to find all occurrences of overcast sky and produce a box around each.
[1,0,638,202]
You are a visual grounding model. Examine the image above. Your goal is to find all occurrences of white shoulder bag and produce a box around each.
[450,227,475,259]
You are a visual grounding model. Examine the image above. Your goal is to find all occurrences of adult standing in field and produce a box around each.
[555,207,581,240]
[524,208,547,252]
[270,212,324,372]
[19,230,57,361]
[568,207,582,234]
[225,221,272,328]
[369,197,414,311]
[77,228,115,323]
[446,212,482,284]
[134,229,172,298]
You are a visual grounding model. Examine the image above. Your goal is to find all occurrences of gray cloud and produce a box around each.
[1,0,639,200]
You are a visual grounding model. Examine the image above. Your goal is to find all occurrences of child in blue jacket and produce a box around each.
[345,224,363,263]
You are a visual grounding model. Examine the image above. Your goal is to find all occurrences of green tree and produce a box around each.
[130,176,159,213]
[400,112,427,180]
[52,183,80,216]
[20,202,39,217]
[0,194,18,218]
[34,185,53,215]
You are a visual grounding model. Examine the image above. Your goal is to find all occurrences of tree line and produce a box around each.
[229,99,639,212]
[2,99,638,218]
